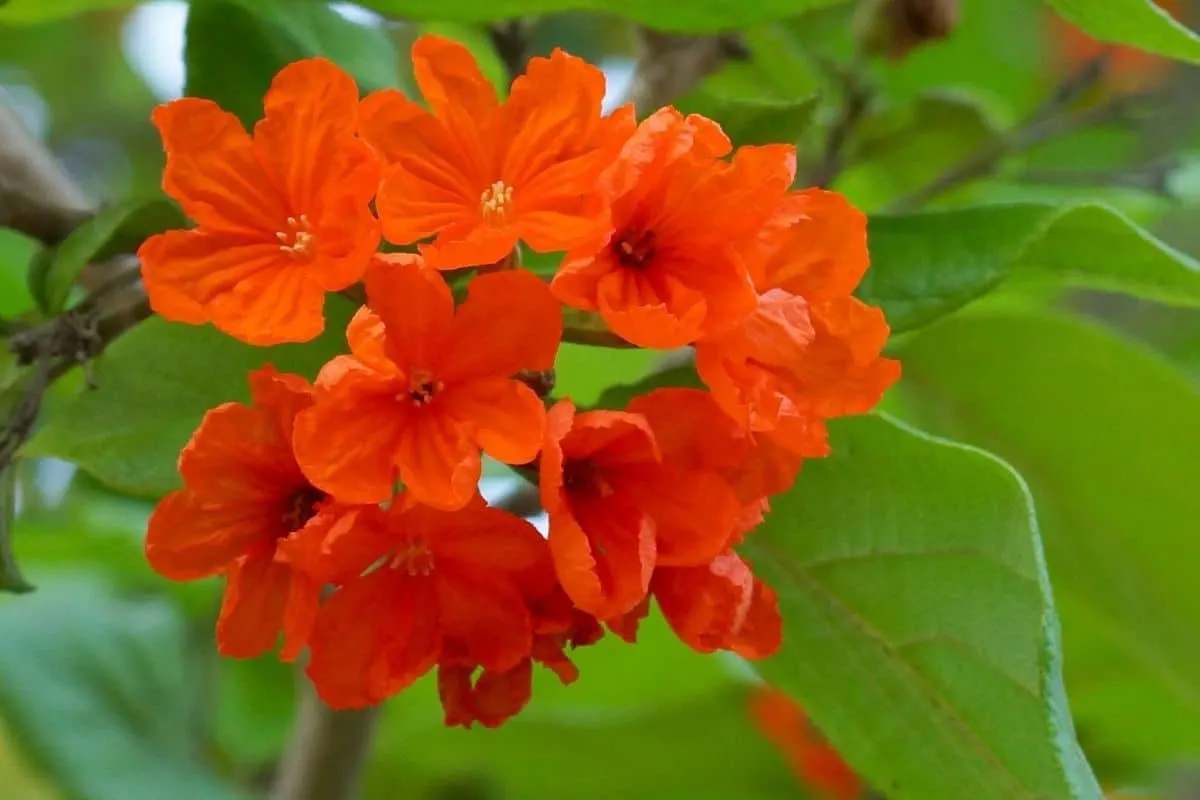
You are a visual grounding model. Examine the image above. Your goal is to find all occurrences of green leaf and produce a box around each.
[185,0,403,127]
[838,92,1002,210]
[0,580,245,800]
[23,298,355,497]
[678,92,819,146]
[28,198,184,315]
[0,466,31,594]
[892,309,1200,772]
[744,414,1101,800]
[358,0,852,33]
[862,202,1200,333]
[1045,0,1200,64]
[0,230,38,318]
[0,0,131,22]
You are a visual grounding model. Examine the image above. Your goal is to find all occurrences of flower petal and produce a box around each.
[619,465,741,567]
[364,255,454,370]
[178,401,301,500]
[151,98,281,235]
[394,409,482,511]
[653,551,754,654]
[293,376,408,504]
[548,496,655,619]
[277,505,389,586]
[440,268,562,383]
[426,504,554,595]
[438,662,533,729]
[246,364,314,441]
[217,552,310,659]
[436,563,534,672]
[145,490,274,580]
[307,569,440,709]
[443,378,546,466]
[752,189,870,301]
[730,577,783,660]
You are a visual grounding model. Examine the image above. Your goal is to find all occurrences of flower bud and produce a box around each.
[854,0,961,61]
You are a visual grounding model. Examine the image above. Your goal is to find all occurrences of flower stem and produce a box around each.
[270,676,382,800]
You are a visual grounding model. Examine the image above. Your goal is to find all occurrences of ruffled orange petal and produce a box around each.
[443,378,545,466]
[252,58,362,210]
[293,373,409,504]
[438,662,533,729]
[139,231,327,345]
[411,34,499,139]
[427,505,555,596]
[216,551,317,660]
[277,506,388,586]
[548,496,655,619]
[307,569,440,709]
[247,364,314,439]
[436,564,534,672]
[618,465,741,567]
[177,401,302,500]
[595,268,710,349]
[751,189,869,300]
[395,408,481,511]
[151,98,281,235]
[145,490,274,580]
[419,225,519,271]
[343,307,399,377]
[653,551,754,654]
[440,268,561,382]
[363,255,454,369]
[626,388,750,473]
[730,577,782,660]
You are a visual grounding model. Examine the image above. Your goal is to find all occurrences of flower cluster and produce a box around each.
[140,35,899,727]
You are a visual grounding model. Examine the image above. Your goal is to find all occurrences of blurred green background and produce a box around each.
[1,1,1200,798]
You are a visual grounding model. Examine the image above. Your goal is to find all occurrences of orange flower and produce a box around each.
[139,58,380,345]
[749,687,863,800]
[696,189,899,454]
[438,585,605,728]
[539,398,742,619]
[359,35,624,270]
[293,254,560,510]
[296,496,556,709]
[607,388,786,658]
[144,366,363,660]
[551,107,796,349]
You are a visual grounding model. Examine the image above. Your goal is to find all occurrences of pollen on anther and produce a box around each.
[277,214,315,259]
[480,180,514,222]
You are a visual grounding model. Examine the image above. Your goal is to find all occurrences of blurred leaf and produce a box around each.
[358,0,852,32]
[893,310,1200,771]
[216,657,294,769]
[1045,0,1200,64]
[23,298,355,497]
[185,0,404,127]
[28,198,183,315]
[838,93,1002,209]
[593,365,702,410]
[862,202,1200,333]
[745,414,1101,800]
[678,93,819,146]
[0,0,131,22]
[0,579,245,800]
[0,230,38,318]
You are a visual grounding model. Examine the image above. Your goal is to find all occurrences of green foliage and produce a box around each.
[23,299,355,497]
[185,0,405,126]
[741,415,1100,799]
[0,579,246,800]
[1045,0,1200,64]
[0,0,132,23]
[0,230,38,318]
[862,203,1200,333]
[892,310,1200,772]
[678,93,819,147]
[358,0,851,33]
[0,466,31,593]
[28,199,183,315]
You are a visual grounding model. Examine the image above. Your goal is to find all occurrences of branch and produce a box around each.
[0,91,92,246]
[629,29,747,113]
[802,56,873,188]
[883,54,1162,212]
[270,677,381,800]
[489,21,530,85]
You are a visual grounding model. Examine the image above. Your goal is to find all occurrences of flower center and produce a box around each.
[612,230,656,268]
[480,180,514,223]
[392,538,435,577]
[562,459,613,498]
[276,214,315,259]
[404,370,443,407]
[281,486,324,533]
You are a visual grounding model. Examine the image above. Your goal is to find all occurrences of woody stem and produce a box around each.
[270,676,382,800]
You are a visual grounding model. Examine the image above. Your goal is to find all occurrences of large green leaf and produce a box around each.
[23,298,355,497]
[862,203,1200,333]
[0,580,245,800]
[358,0,851,32]
[185,0,403,127]
[743,414,1101,800]
[1045,0,1200,65]
[892,309,1200,772]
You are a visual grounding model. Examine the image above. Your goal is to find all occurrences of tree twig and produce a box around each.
[802,55,873,188]
[270,676,381,800]
[883,54,1161,212]
[629,29,747,113]
[489,21,530,86]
